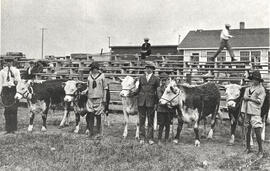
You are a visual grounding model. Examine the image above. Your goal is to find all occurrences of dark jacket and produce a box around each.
[141,43,151,58]
[137,74,159,107]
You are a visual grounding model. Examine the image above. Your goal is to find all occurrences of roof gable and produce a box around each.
[179,28,269,49]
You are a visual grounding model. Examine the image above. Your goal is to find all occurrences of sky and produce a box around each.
[1,0,269,59]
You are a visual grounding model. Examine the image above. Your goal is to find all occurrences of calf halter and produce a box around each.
[17,86,33,100]
[160,91,180,106]
[121,85,137,97]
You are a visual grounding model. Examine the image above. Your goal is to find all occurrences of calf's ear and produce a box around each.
[170,86,177,94]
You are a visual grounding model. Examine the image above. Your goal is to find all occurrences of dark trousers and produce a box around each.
[157,112,171,140]
[2,86,18,133]
[86,112,101,135]
[213,39,235,59]
[138,106,155,140]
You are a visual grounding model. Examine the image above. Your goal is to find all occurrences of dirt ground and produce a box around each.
[0,107,270,171]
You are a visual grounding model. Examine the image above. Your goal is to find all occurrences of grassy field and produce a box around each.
[0,107,270,171]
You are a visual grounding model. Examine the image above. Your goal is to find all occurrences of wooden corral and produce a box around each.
[14,54,270,111]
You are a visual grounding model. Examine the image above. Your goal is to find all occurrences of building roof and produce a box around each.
[110,45,178,48]
[179,28,269,49]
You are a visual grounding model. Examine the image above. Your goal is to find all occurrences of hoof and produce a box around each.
[195,140,200,147]
[207,129,213,139]
[28,125,33,132]
[173,139,179,144]
[85,129,89,135]
[41,126,47,132]
[135,136,139,140]
[74,129,79,134]
[123,135,127,139]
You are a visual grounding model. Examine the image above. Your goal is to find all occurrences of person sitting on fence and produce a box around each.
[211,24,236,62]
[140,38,151,63]
[157,72,173,145]
[241,70,265,157]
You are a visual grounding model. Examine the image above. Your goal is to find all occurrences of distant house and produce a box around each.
[110,45,181,60]
[178,22,269,70]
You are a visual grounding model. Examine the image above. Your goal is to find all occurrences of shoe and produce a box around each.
[257,151,263,158]
[149,140,155,145]
[158,140,162,146]
[139,140,145,145]
[231,58,237,62]
[244,148,253,154]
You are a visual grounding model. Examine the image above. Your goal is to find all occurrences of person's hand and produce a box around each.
[81,90,87,95]
[243,96,250,101]
[154,104,158,111]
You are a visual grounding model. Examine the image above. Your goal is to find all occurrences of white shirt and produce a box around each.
[0,66,21,93]
[220,28,232,40]
[146,73,153,82]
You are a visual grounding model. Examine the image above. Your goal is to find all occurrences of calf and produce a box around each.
[61,80,88,133]
[160,81,220,146]
[15,79,66,132]
[119,76,140,139]
[62,80,111,133]
[223,84,269,144]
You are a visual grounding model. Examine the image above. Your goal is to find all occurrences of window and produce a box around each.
[240,51,250,61]
[206,52,226,62]
[190,53,199,67]
[251,51,261,63]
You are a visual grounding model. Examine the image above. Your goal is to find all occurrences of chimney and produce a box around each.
[240,22,245,29]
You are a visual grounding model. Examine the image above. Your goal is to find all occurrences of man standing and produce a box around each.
[137,64,159,145]
[241,70,265,157]
[211,24,236,62]
[140,38,151,61]
[0,57,21,134]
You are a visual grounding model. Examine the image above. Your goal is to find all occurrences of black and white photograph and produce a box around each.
[0,0,270,170]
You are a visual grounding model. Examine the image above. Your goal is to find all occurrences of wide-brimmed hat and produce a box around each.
[89,62,100,70]
[248,70,264,82]
[145,64,155,70]
[144,38,149,41]
[159,72,169,79]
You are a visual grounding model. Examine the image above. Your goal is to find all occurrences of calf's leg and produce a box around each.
[194,120,200,147]
[74,112,81,133]
[41,104,50,132]
[123,110,129,138]
[28,111,35,132]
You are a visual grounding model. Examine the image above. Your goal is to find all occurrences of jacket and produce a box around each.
[241,84,266,116]
[137,74,159,107]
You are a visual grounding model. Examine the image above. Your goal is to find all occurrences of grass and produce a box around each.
[0,107,270,170]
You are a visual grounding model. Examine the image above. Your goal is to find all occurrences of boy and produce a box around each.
[241,70,266,157]
[157,72,172,144]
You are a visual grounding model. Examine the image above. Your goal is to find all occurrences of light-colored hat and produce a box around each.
[225,24,231,27]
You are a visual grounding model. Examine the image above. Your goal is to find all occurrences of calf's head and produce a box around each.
[120,76,139,97]
[159,80,181,108]
[15,80,33,100]
[63,80,86,102]
[223,84,243,108]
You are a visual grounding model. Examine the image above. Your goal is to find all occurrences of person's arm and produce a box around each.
[102,75,108,103]
[244,88,266,105]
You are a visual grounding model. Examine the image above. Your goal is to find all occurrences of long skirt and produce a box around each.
[1,86,18,132]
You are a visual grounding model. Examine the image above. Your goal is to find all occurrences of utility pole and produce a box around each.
[178,34,181,45]
[108,36,111,48]
[41,28,47,59]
